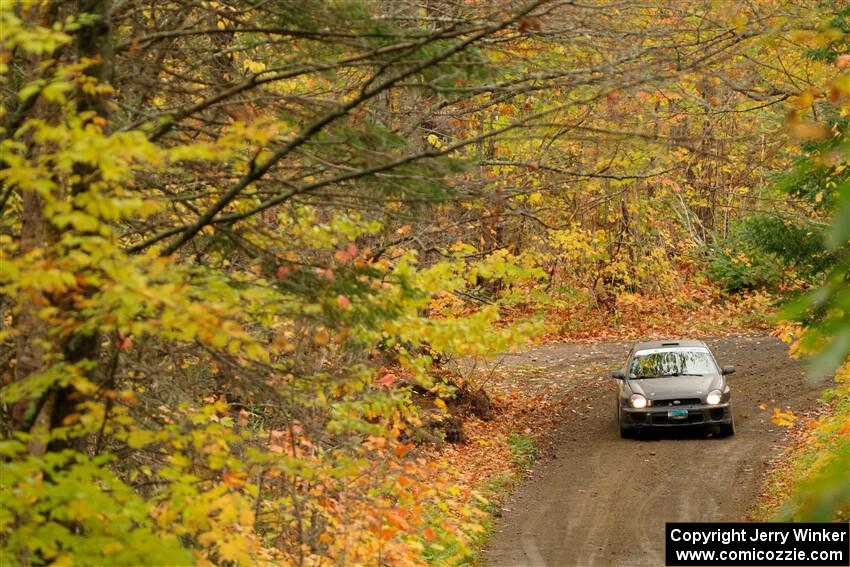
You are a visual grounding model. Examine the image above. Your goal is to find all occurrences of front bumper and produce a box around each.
[620,403,731,428]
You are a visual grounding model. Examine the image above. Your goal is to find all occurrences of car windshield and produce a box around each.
[629,349,717,378]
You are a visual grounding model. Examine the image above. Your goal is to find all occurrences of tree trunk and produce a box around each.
[11,0,114,453]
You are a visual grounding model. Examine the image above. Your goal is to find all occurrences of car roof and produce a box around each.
[632,339,708,351]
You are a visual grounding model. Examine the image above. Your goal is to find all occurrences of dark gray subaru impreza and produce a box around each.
[612,340,735,438]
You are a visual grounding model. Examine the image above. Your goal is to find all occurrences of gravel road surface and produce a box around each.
[485,336,827,567]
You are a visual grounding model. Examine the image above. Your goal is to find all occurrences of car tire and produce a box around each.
[617,406,631,439]
[719,420,735,437]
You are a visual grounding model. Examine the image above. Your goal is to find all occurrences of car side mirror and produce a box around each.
[721,365,735,375]
[611,369,626,380]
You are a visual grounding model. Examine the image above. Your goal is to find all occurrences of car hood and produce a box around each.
[628,375,722,399]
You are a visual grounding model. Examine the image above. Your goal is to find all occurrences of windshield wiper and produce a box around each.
[632,373,705,379]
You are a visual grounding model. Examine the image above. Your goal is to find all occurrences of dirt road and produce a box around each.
[484,336,828,567]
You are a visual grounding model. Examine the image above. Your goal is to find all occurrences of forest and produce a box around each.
[0,0,848,565]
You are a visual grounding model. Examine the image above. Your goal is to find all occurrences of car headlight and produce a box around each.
[629,394,648,409]
[706,390,722,405]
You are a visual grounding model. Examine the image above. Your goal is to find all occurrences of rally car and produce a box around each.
[612,340,735,438]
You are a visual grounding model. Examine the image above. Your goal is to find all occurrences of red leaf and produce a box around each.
[376,373,398,387]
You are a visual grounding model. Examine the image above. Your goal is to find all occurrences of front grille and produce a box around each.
[652,398,701,407]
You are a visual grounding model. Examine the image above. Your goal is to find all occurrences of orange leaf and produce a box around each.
[771,407,797,427]
[62,413,80,426]
[222,470,246,487]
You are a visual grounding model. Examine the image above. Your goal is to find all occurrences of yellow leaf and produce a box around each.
[772,407,797,427]
[796,90,814,109]
[731,13,747,32]
[243,59,266,74]
[244,342,270,363]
